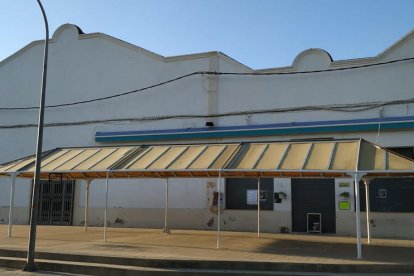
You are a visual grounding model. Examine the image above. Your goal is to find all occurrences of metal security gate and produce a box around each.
[37,175,75,225]
[291,178,336,233]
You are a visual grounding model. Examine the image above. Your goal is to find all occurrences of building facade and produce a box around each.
[1,24,413,238]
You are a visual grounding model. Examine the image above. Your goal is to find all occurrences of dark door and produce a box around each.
[292,178,336,233]
[37,177,75,225]
[359,178,414,212]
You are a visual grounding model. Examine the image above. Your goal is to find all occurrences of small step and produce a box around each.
[1,249,414,274]
[0,256,321,276]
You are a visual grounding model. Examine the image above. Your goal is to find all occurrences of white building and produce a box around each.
[1,24,413,238]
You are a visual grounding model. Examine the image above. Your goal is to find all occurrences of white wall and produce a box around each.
[0,25,214,218]
[72,177,217,229]
[0,178,32,207]
[273,178,291,212]
[77,178,207,209]
[1,24,413,237]
[0,177,32,224]
[218,61,414,128]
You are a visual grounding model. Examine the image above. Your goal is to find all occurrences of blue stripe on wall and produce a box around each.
[95,116,414,143]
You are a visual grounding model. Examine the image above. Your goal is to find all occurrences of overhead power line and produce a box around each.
[0,56,413,111]
[0,72,200,111]
[214,56,414,75]
[2,97,414,129]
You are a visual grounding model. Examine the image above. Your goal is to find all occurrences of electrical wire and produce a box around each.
[0,72,200,110]
[0,57,413,111]
[211,56,414,76]
[2,98,414,129]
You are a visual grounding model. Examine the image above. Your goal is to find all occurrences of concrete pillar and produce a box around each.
[206,54,219,126]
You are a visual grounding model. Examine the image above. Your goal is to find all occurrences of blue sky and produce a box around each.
[1,0,414,69]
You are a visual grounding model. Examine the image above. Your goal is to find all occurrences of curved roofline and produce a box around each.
[256,29,414,73]
[0,23,252,71]
[292,48,333,67]
[1,24,413,72]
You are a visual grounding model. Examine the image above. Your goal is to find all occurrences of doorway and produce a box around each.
[291,178,336,233]
[37,175,75,225]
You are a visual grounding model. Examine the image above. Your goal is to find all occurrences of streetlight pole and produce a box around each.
[23,0,49,271]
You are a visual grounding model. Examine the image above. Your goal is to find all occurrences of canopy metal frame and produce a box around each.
[2,168,388,260]
[1,138,414,261]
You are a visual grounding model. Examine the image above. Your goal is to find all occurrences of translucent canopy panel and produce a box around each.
[0,139,413,179]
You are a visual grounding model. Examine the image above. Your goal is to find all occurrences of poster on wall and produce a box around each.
[212,191,224,207]
[247,190,257,205]
[339,201,350,210]
[247,190,267,205]
[260,191,267,201]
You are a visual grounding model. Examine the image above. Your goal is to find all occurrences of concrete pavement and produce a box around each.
[0,225,413,274]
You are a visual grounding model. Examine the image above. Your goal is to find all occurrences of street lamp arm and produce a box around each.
[36,0,49,38]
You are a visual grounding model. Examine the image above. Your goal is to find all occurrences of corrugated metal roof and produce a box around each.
[0,139,413,179]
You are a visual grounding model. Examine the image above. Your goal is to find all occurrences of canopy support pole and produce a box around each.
[163,179,170,234]
[104,172,109,242]
[8,172,17,238]
[364,179,371,244]
[354,172,362,259]
[216,170,221,249]
[257,178,261,238]
[84,180,91,232]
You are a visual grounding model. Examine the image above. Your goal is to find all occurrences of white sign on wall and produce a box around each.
[247,190,257,205]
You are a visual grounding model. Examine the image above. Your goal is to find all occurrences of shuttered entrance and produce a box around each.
[292,178,336,233]
[37,176,75,225]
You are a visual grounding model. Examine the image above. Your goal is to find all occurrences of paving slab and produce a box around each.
[0,225,413,271]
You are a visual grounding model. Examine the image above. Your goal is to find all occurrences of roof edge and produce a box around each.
[1,24,413,74]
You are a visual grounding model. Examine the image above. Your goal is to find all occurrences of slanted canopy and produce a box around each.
[1,138,413,260]
[0,138,413,179]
